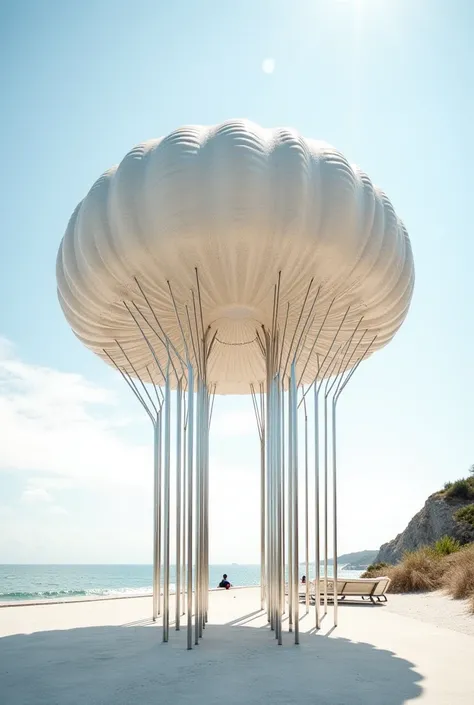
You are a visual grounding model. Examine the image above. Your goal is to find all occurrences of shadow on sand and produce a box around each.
[0,619,423,705]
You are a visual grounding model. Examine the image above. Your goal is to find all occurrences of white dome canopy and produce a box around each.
[56,119,414,394]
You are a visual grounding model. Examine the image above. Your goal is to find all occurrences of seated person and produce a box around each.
[301,575,306,584]
[218,573,231,589]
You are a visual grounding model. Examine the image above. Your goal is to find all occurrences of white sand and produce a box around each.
[1,588,473,704]
[385,591,474,637]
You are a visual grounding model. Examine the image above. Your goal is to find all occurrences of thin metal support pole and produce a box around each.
[298,302,350,402]
[251,382,266,612]
[163,364,171,643]
[323,393,328,616]
[186,364,194,650]
[288,376,293,633]
[152,418,160,621]
[269,374,275,632]
[314,383,321,629]
[204,386,210,624]
[326,333,376,629]
[201,384,209,630]
[260,427,266,611]
[290,362,299,645]
[275,376,282,645]
[182,407,187,616]
[133,276,185,371]
[264,331,272,628]
[195,382,202,646]
[157,412,163,617]
[332,397,339,628]
[281,382,285,617]
[297,297,336,387]
[303,392,310,613]
[104,350,155,425]
[260,383,266,611]
[175,379,182,630]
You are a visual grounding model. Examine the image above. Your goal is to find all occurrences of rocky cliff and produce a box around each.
[377,492,474,565]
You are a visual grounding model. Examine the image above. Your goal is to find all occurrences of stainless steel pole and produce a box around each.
[203,388,207,627]
[265,340,272,628]
[187,364,194,650]
[276,376,283,645]
[201,385,209,630]
[182,415,187,616]
[281,386,285,616]
[268,375,275,631]
[323,395,328,616]
[157,412,163,617]
[314,384,321,629]
[195,382,201,645]
[304,395,309,613]
[175,379,182,630]
[163,368,171,642]
[260,385,266,612]
[291,362,299,645]
[260,430,265,610]
[152,419,159,621]
[332,397,339,627]
[288,378,293,633]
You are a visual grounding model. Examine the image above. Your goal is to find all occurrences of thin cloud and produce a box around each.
[0,341,150,490]
[0,339,261,562]
[21,487,52,504]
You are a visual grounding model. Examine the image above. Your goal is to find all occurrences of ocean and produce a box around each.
[0,564,363,603]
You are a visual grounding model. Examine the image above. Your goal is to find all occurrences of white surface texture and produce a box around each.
[56,120,414,393]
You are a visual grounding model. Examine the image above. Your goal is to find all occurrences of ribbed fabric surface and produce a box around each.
[56,120,414,394]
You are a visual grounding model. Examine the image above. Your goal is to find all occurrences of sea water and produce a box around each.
[0,564,362,602]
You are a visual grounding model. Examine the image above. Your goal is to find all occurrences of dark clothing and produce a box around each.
[219,579,230,589]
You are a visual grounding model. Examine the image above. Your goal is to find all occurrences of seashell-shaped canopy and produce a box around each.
[56,120,414,394]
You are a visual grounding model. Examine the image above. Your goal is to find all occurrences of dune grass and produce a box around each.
[362,539,474,613]
[442,544,474,600]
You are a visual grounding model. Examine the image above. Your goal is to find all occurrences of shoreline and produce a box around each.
[0,584,254,609]
[1,586,473,636]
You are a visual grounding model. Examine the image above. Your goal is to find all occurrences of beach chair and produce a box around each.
[312,577,391,604]
[369,577,391,602]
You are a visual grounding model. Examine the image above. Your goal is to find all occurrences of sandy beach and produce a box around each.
[1,587,473,704]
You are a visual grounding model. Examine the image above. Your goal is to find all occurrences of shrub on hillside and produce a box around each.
[444,477,474,501]
[431,535,462,556]
[361,562,389,579]
[454,504,474,528]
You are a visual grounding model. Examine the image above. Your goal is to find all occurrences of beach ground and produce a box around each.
[1,587,473,704]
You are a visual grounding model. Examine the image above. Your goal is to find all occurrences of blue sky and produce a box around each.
[0,0,473,563]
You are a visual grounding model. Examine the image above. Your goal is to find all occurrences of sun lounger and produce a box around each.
[312,577,391,603]
[285,576,390,603]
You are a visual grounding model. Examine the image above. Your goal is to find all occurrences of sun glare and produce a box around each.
[262,58,275,74]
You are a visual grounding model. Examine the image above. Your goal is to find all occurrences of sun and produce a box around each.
[261,58,275,74]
